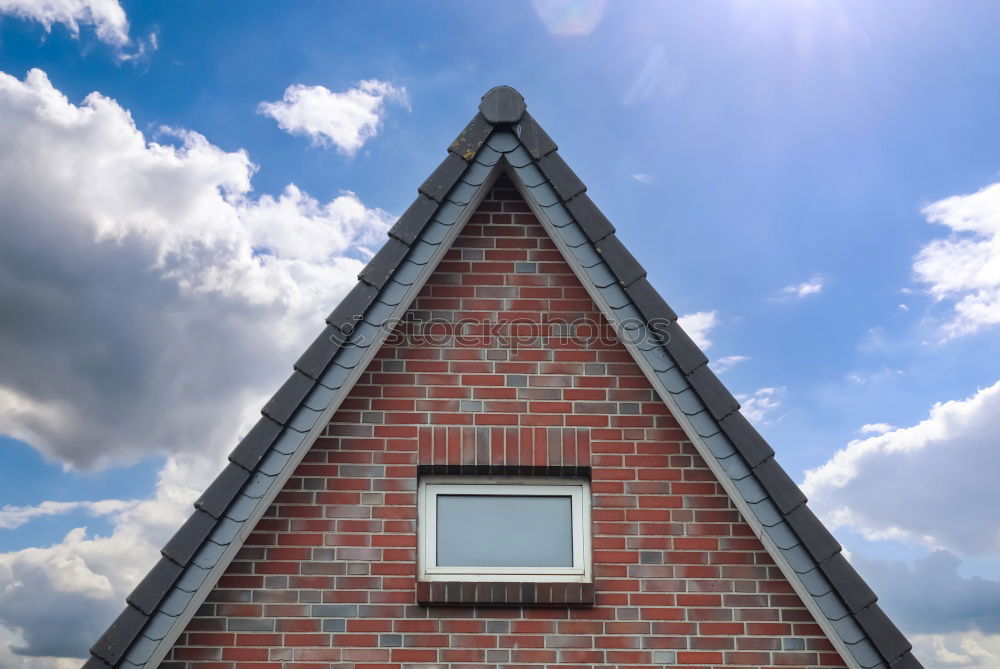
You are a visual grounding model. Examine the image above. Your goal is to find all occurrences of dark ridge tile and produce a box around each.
[161,509,216,566]
[90,604,148,665]
[818,553,877,614]
[514,112,557,159]
[83,655,111,669]
[661,320,709,375]
[565,193,614,242]
[856,603,912,663]
[478,86,526,124]
[624,278,677,325]
[594,235,646,287]
[718,412,774,468]
[326,281,380,329]
[419,153,468,202]
[786,504,841,564]
[686,365,740,421]
[890,651,925,669]
[536,152,586,201]
[262,370,316,425]
[127,557,184,615]
[753,457,807,515]
[359,237,410,289]
[448,112,494,161]
[389,194,440,245]
[195,462,252,519]
[228,416,283,471]
[294,324,346,380]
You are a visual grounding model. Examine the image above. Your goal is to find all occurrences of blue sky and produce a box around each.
[1,1,1000,666]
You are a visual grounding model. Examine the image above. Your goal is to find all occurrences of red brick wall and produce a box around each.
[164,177,846,668]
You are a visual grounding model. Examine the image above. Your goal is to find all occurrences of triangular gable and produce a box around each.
[85,86,920,669]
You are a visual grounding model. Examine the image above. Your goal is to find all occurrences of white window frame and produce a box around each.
[417,476,592,583]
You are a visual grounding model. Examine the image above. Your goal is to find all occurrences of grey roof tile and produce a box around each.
[754,457,807,515]
[448,112,494,161]
[359,237,410,288]
[655,365,690,393]
[287,404,322,433]
[194,462,251,519]
[703,432,737,459]
[855,605,911,662]
[525,181,560,207]
[174,562,211,593]
[83,656,111,669]
[90,604,147,665]
[733,473,769,504]
[158,587,195,618]
[849,638,887,668]
[227,416,282,471]
[661,320,709,374]
[294,324,345,380]
[122,633,159,665]
[536,151,585,201]
[831,614,869,644]
[786,504,842,564]
[326,281,379,328]
[595,234,646,284]
[478,86,526,124]
[514,111,557,158]
[565,193,614,242]
[820,553,878,614]
[445,178,478,206]
[419,152,468,202]
[672,388,705,415]
[799,566,835,598]
[486,131,519,153]
[504,145,533,168]
[815,589,851,620]
[890,652,924,669]
[687,365,740,421]
[717,452,751,479]
[139,612,174,641]
[625,278,678,324]
[688,409,720,437]
[748,498,783,527]
[388,194,438,245]
[261,370,316,425]
[718,412,775,468]
[763,520,801,550]
[160,509,215,566]
[126,558,183,616]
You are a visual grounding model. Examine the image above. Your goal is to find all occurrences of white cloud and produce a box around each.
[0,499,136,529]
[914,181,1000,337]
[259,80,408,156]
[911,630,1000,668]
[632,173,653,184]
[860,422,895,435]
[803,380,1000,555]
[712,355,749,373]
[0,456,200,660]
[780,276,824,299]
[0,68,392,660]
[735,386,783,424]
[677,310,717,350]
[0,0,128,45]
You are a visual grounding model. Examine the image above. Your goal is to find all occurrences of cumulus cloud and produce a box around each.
[803,380,1000,555]
[0,68,392,660]
[259,80,408,155]
[860,422,895,435]
[0,68,391,470]
[677,310,717,350]
[0,499,136,529]
[0,457,198,659]
[736,386,783,424]
[914,181,1000,337]
[854,551,1000,636]
[779,276,824,299]
[712,355,749,373]
[911,630,1000,669]
[0,0,129,46]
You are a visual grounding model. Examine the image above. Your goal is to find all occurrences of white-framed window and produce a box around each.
[417,476,592,582]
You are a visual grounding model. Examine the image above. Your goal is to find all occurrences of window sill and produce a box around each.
[416,581,595,607]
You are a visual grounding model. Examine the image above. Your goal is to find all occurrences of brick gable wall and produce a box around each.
[164,177,846,669]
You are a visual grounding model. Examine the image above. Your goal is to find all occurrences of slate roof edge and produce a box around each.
[85,85,919,669]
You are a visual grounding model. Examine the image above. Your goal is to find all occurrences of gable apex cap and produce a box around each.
[479,86,526,124]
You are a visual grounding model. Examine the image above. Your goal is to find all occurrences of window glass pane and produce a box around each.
[436,494,573,568]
